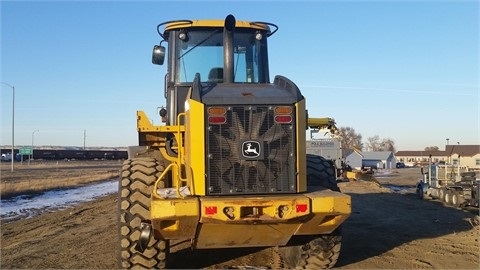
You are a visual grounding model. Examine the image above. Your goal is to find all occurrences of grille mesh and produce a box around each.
[206,106,296,195]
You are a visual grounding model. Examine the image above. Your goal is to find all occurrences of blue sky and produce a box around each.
[1,0,479,151]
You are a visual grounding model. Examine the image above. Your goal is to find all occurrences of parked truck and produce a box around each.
[416,155,479,208]
[117,15,351,269]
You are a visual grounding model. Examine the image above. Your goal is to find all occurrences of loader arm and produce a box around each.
[308,117,338,134]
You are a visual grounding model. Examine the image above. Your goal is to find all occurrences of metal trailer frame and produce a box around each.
[416,155,479,208]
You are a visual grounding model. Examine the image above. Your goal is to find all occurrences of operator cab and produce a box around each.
[152,16,276,84]
[152,15,278,124]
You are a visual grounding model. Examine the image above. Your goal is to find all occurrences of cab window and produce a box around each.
[173,29,263,84]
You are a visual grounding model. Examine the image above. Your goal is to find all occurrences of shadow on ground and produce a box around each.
[336,191,478,267]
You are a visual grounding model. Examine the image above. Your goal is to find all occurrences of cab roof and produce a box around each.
[164,19,271,32]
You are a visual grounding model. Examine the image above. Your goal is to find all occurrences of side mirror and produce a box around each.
[152,45,165,65]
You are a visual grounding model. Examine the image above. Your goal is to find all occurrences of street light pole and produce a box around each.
[30,130,39,165]
[446,138,450,164]
[1,82,15,172]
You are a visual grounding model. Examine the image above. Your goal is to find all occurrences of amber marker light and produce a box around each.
[208,107,226,115]
[274,106,292,114]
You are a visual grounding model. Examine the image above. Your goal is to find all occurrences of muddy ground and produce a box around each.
[1,165,479,269]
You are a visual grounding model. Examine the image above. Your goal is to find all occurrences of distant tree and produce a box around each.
[424,146,439,151]
[366,135,381,151]
[366,135,396,152]
[382,138,396,152]
[337,126,363,151]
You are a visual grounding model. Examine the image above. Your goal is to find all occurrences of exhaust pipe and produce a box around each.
[223,14,235,83]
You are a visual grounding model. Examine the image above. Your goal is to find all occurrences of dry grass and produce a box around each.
[0,160,122,198]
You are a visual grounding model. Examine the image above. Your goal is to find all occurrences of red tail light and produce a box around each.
[274,115,292,124]
[205,206,217,215]
[208,116,226,124]
[296,204,308,213]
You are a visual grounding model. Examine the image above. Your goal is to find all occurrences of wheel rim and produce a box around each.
[445,193,450,204]
[452,193,458,206]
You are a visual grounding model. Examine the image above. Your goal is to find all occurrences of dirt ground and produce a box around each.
[1,165,479,269]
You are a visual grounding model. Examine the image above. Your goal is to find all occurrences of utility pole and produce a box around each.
[84,129,86,150]
[30,130,39,165]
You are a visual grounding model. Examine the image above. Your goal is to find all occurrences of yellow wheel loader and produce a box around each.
[118,15,351,269]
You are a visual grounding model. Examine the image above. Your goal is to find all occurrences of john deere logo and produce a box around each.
[242,141,261,158]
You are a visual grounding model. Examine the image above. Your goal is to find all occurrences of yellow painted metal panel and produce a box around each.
[136,110,185,132]
[309,191,351,214]
[149,190,350,244]
[193,192,350,248]
[165,19,270,31]
[296,99,307,192]
[194,223,298,248]
[307,117,337,131]
[199,196,311,222]
[151,197,200,219]
[196,195,310,248]
[150,197,200,240]
[184,98,206,195]
[295,190,351,235]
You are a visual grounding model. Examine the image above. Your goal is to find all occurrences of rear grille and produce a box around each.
[206,106,296,195]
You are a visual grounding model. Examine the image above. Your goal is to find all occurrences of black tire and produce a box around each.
[306,154,340,192]
[438,188,446,202]
[279,155,342,269]
[281,229,342,269]
[416,184,424,200]
[304,232,342,269]
[451,191,460,207]
[118,157,170,269]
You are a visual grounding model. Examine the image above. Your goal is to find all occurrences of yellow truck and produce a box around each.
[118,14,351,269]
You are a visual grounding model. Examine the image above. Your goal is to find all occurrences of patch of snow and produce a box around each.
[0,180,117,222]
